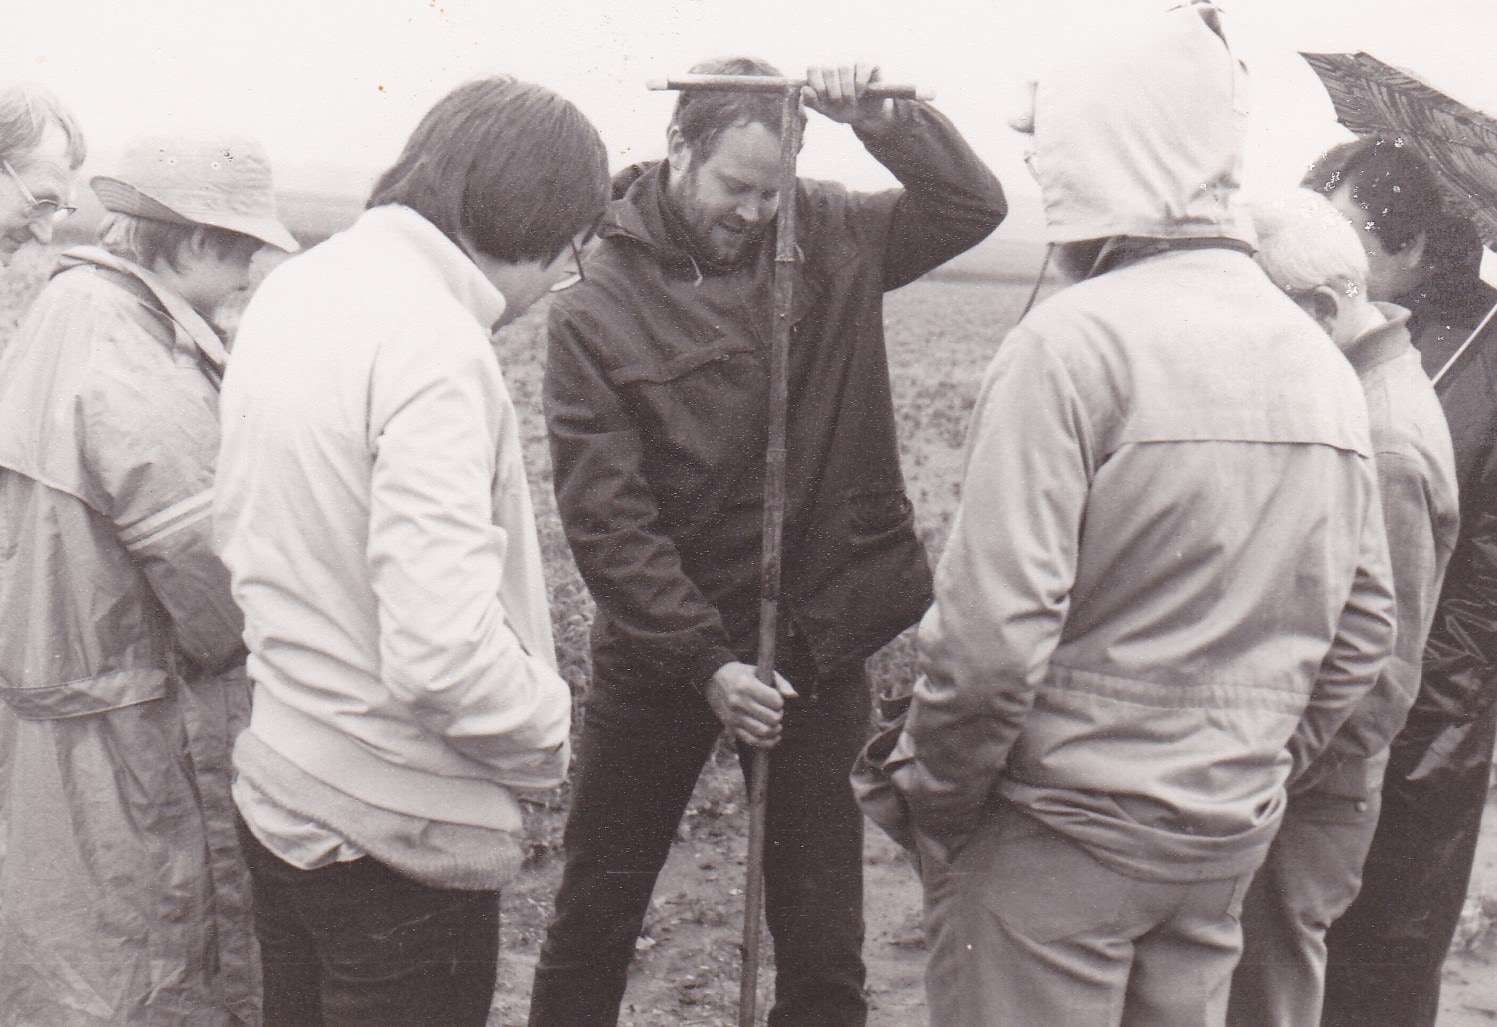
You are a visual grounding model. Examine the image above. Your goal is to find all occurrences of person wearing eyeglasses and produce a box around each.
[214,78,605,1026]
[0,80,85,267]
[0,132,297,1025]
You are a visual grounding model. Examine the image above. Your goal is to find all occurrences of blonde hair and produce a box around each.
[1251,188,1368,300]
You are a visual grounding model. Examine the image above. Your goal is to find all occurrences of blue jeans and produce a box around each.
[236,822,499,1026]
[528,645,871,1026]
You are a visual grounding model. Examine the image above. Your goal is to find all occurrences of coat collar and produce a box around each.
[598,160,827,324]
[354,205,508,329]
[56,246,230,376]
[1344,302,1416,377]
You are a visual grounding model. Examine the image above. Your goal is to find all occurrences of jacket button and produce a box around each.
[1356,801,1368,813]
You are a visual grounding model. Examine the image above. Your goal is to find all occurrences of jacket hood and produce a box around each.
[1030,2,1254,246]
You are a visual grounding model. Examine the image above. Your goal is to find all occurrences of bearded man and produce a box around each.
[528,56,1004,1026]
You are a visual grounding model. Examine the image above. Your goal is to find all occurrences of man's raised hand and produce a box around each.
[803,63,890,129]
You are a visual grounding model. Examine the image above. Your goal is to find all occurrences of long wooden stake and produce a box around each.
[736,82,804,1027]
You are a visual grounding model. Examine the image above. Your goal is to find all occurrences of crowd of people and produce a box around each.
[0,3,1493,1026]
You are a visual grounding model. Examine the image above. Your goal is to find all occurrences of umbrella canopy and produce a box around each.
[1303,51,1497,250]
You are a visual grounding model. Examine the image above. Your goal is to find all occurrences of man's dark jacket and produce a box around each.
[1403,271,1497,768]
[545,101,1005,692]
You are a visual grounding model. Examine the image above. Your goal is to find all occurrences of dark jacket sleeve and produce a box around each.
[1407,482,1497,779]
[848,100,1007,291]
[545,301,739,689]
[1407,334,1497,781]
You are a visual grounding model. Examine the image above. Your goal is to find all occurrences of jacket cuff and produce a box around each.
[690,643,741,694]
[851,98,919,144]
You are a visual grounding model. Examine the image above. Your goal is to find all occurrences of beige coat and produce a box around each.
[0,248,257,1024]
[892,7,1396,883]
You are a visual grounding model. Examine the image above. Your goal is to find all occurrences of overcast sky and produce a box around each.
[4,0,1495,232]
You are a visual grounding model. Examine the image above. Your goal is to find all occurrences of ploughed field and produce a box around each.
[3,245,1495,1024]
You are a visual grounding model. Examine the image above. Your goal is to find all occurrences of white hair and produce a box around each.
[1251,188,1368,300]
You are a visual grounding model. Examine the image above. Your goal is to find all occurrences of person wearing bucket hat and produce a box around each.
[0,132,295,1025]
[0,80,86,267]
[89,134,299,322]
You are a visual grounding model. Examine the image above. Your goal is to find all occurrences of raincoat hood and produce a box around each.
[1029,2,1254,246]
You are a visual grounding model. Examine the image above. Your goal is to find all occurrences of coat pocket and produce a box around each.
[610,333,759,386]
[846,487,915,538]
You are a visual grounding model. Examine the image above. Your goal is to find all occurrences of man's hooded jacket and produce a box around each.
[546,100,1006,691]
[891,4,1397,882]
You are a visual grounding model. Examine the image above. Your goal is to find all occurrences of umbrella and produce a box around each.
[1303,51,1497,248]
[1302,50,1497,389]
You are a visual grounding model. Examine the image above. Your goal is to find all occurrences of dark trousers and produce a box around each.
[1322,721,1495,1027]
[528,649,871,1026]
[236,821,499,1027]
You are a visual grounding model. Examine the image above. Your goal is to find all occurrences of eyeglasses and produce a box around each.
[3,160,75,224]
[548,238,586,293]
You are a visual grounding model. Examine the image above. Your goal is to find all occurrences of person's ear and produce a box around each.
[666,126,692,176]
[1304,284,1341,336]
[1396,230,1428,272]
[181,226,213,261]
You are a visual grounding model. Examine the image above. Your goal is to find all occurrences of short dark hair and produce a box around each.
[670,56,805,160]
[367,76,608,265]
[0,81,86,170]
[1303,136,1481,274]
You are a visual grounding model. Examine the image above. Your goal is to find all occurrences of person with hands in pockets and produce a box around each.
[214,77,607,1027]
[884,8,1396,1025]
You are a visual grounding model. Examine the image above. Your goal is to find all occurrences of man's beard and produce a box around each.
[675,170,769,267]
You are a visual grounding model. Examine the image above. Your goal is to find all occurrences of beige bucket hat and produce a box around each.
[91,134,299,252]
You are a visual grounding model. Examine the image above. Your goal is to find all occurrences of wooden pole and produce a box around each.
[734,81,804,1027]
[648,75,931,101]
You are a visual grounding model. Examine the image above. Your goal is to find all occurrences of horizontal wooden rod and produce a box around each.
[648,74,932,101]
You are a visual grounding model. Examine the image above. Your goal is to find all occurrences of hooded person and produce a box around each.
[0,133,296,1026]
[880,5,1396,1024]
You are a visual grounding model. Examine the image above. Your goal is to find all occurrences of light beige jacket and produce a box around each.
[893,5,1396,882]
